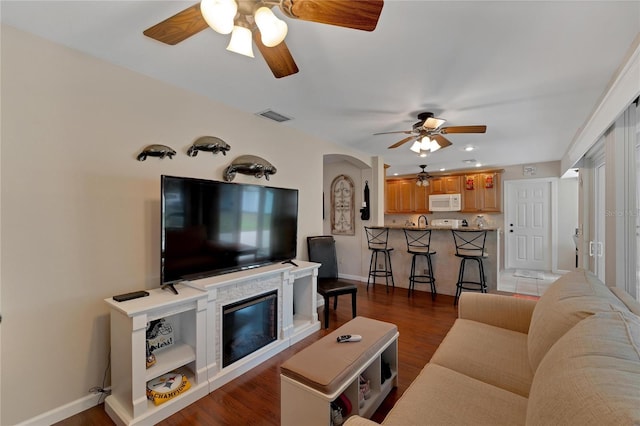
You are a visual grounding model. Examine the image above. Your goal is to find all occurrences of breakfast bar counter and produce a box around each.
[381,226,500,297]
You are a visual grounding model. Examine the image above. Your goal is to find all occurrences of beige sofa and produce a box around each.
[345,270,640,425]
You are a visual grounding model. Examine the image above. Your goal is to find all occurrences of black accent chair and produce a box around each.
[452,229,488,305]
[307,236,357,329]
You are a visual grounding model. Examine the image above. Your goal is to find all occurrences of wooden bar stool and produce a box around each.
[451,229,488,305]
[403,228,437,300]
[364,226,395,292]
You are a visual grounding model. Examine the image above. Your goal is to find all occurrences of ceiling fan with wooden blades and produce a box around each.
[143,0,384,78]
[374,112,487,154]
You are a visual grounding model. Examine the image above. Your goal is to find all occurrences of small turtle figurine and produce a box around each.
[137,144,177,161]
[223,155,277,182]
[187,136,231,157]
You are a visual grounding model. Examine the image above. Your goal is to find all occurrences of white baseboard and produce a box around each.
[338,273,366,282]
[16,389,109,426]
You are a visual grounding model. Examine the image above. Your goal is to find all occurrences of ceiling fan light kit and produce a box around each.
[409,136,442,155]
[200,0,237,34]
[415,164,431,187]
[254,6,288,47]
[144,0,384,78]
[409,141,422,153]
[376,112,487,159]
[227,22,255,57]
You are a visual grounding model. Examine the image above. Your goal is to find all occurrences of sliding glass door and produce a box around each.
[636,107,640,299]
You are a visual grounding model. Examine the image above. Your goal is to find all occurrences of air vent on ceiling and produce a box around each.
[462,159,477,164]
[256,109,292,123]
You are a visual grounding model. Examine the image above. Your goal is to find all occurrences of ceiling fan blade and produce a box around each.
[441,125,487,134]
[143,4,209,45]
[432,134,453,148]
[253,31,299,78]
[373,130,413,135]
[280,0,384,31]
[388,136,418,149]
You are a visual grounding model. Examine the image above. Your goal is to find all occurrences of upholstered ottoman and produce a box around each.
[280,316,399,426]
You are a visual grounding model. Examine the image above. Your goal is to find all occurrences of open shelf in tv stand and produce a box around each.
[104,261,320,425]
[104,285,208,426]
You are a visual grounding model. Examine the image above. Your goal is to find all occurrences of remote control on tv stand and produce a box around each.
[113,291,149,302]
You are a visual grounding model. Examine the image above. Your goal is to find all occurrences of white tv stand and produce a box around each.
[104,261,320,426]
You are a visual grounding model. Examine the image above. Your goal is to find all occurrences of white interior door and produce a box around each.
[505,179,552,271]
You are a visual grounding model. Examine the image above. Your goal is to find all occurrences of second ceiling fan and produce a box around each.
[375,112,487,154]
[143,0,384,78]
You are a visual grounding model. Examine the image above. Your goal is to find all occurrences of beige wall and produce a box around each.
[0,25,373,425]
[322,159,372,280]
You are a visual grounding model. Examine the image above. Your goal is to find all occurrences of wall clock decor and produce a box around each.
[331,175,355,235]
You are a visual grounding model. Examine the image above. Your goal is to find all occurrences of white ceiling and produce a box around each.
[2,1,639,176]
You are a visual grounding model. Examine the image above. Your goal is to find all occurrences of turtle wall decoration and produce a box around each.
[223,155,277,182]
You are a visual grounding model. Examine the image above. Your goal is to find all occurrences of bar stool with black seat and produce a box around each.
[364,226,395,292]
[403,228,437,300]
[307,236,357,329]
[451,229,488,305]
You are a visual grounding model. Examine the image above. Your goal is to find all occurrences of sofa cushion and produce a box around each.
[381,364,528,426]
[458,292,537,334]
[430,319,533,397]
[610,287,640,316]
[527,269,627,370]
[527,310,640,425]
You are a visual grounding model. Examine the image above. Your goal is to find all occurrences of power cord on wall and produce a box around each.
[89,350,112,404]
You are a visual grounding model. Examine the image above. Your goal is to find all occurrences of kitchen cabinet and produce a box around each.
[462,172,502,212]
[386,170,502,214]
[429,176,461,194]
[386,179,416,213]
[414,184,430,212]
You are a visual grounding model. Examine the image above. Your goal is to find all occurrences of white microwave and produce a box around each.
[429,193,462,212]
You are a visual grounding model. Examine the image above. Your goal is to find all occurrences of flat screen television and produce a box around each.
[161,175,298,286]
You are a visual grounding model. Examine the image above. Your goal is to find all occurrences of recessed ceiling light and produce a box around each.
[393,173,398,176]
[475,163,482,167]
[439,168,446,171]
[419,153,428,157]
[464,145,475,152]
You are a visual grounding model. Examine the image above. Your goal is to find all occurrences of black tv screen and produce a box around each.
[161,175,298,285]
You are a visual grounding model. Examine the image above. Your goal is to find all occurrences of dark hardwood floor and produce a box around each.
[55,282,458,426]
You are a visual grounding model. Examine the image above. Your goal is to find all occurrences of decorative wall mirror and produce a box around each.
[330,174,355,235]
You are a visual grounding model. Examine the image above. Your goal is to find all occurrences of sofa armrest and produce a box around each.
[344,415,381,426]
[458,293,536,334]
